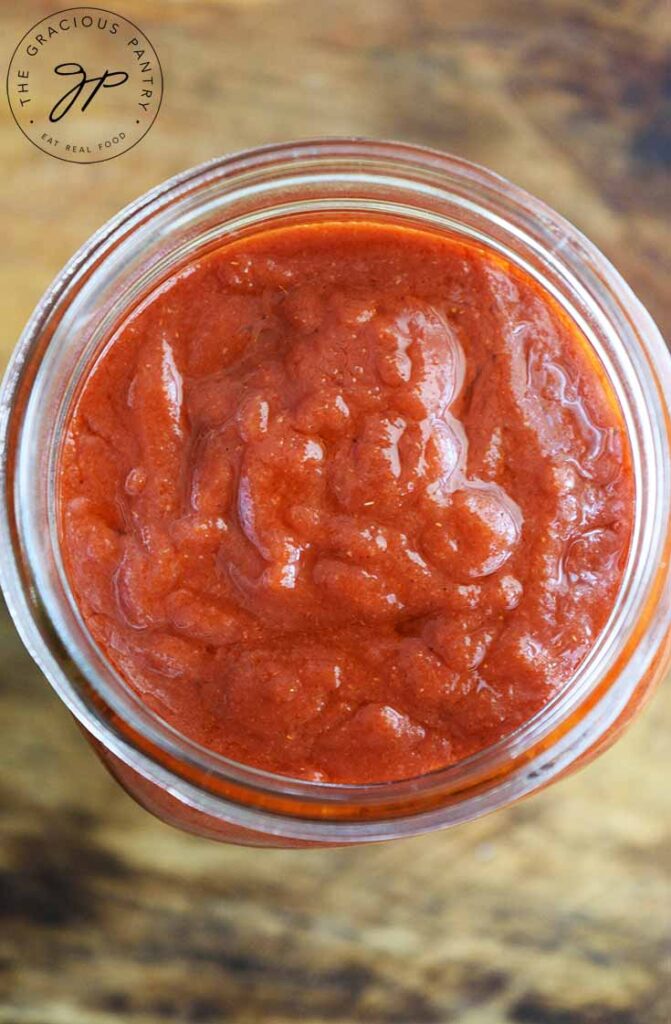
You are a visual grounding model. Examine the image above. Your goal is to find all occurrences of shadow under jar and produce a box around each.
[1,139,670,847]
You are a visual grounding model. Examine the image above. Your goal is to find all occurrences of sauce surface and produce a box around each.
[60,223,633,782]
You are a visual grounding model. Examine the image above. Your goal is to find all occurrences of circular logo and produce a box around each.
[6,7,163,163]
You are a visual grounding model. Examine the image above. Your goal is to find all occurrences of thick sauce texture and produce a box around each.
[60,223,633,782]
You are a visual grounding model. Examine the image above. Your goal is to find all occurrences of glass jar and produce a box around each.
[1,139,670,847]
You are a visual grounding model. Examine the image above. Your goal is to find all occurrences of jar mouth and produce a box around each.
[2,138,670,838]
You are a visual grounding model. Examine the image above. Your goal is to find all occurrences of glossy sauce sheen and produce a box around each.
[60,223,633,783]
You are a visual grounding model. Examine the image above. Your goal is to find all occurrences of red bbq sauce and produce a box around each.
[59,223,634,783]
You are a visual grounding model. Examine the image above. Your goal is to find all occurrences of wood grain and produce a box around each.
[1,2,669,1022]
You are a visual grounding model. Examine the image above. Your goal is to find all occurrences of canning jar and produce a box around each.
[1,139,670,846]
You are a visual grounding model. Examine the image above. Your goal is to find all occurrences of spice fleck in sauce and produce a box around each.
[60,223,633,782]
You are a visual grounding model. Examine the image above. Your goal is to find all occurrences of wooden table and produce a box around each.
[1,2,669,1022]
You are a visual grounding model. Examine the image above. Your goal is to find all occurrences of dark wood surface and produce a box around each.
[1,2,669,1022]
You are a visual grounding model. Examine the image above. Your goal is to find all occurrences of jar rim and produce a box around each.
[2,138,670,841]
